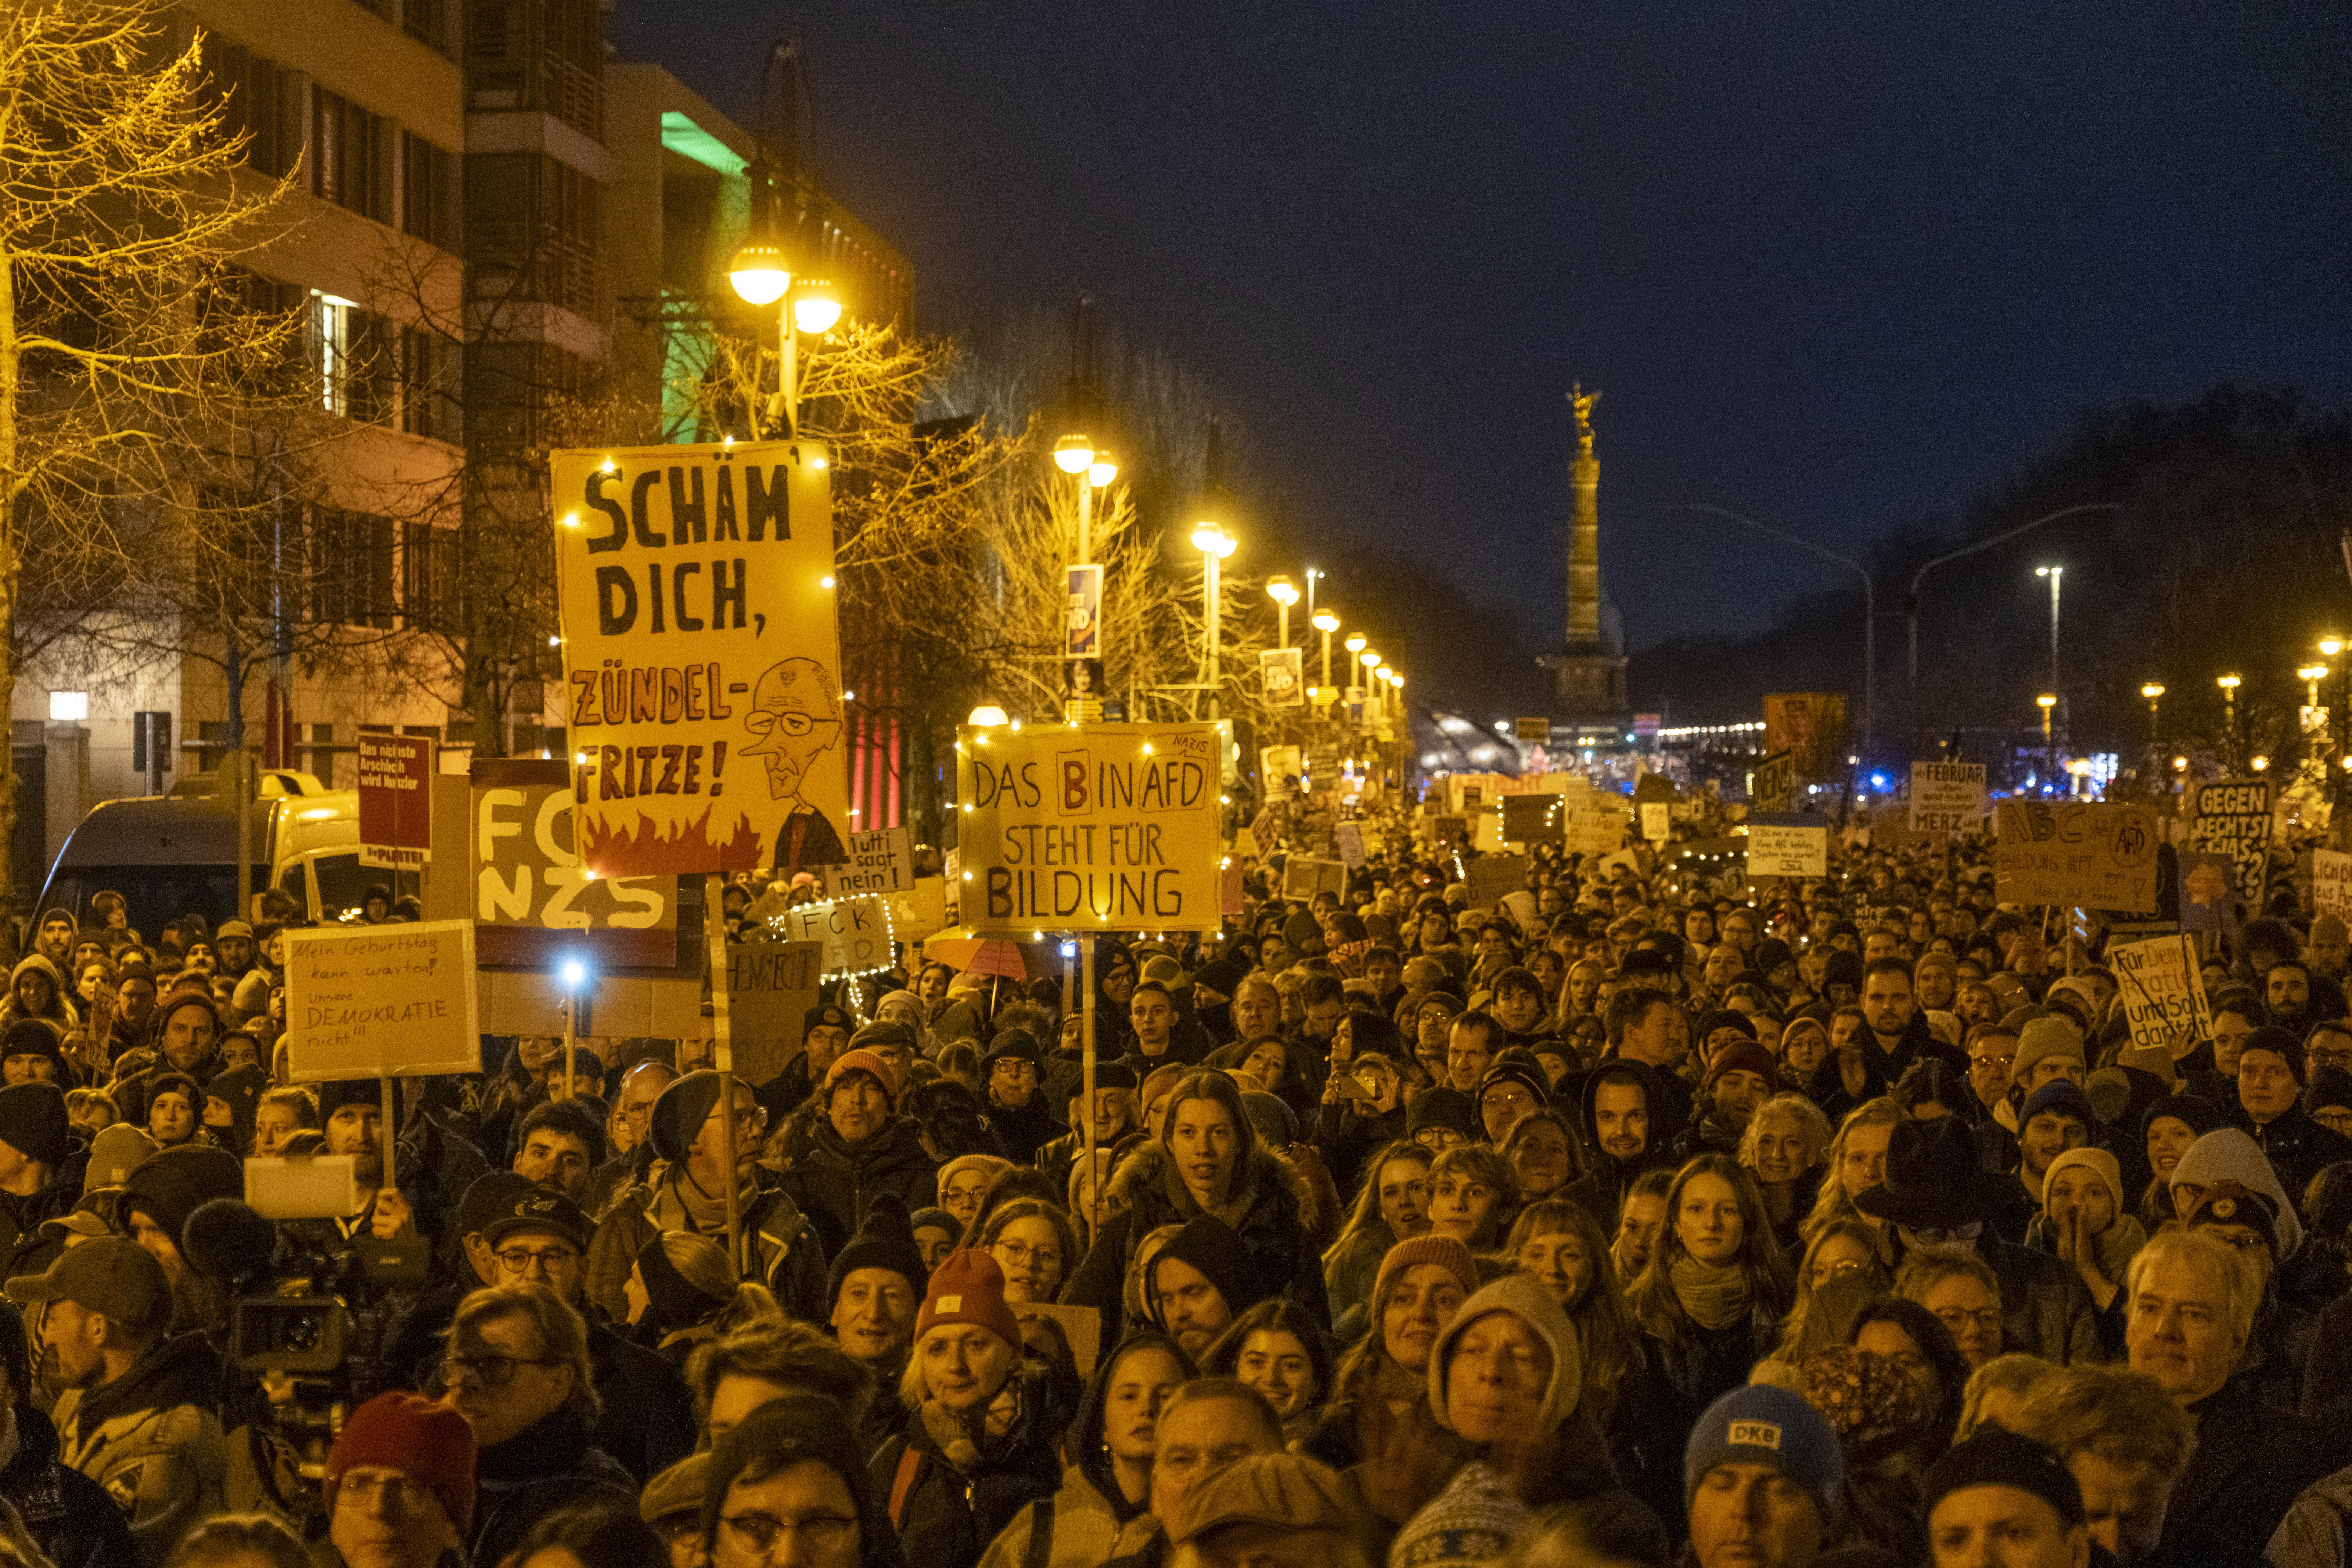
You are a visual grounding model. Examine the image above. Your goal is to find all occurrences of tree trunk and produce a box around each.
[0,231,22,924]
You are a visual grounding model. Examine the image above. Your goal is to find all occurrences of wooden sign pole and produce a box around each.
[1081,935,1098,1240]
[707,872,743,1273]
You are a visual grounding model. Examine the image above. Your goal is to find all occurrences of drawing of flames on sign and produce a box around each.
[580,808,765,874]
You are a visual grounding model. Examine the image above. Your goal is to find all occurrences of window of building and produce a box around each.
[312,509,396,628]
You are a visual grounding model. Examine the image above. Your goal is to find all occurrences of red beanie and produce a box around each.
[326,1392,478,1534]
[916,1248,1021,1351]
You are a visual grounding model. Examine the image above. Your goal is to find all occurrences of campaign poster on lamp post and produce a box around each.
[956,723,1223,931]
[550,440,847,877]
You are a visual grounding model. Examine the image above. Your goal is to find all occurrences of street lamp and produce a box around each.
[1192,518,1236,719]
[2217,673,2242,770]
[1267,576,1298,649]
[2036,693,2057,793]
[2035,566,2064,745]
[1312,611,1339,689]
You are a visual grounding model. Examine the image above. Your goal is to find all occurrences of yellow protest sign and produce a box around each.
[1993,800,2160,912]
[550,439,846,877]
[955,723,1223,931]
[284,920,481,1080]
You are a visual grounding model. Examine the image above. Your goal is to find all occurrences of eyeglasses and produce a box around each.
[1481,1088,1534,1112]
[992,1239,1063,1271]
[423,1352,560,1392]
[619,1104,655,1123]
[1968,1054,2014,1070]
[494,1246,582,1271]
[337,1475,436,1512]
[719,1513,859,1556]
[1933,1306,2003,1333]
[1903,1222,1984,1243]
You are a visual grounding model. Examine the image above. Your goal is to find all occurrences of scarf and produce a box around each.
[1669,1255,1753,1331]
[2093,1214,2149,1287]
[1373,1349,1426,1415]
[664,1162,755,1236]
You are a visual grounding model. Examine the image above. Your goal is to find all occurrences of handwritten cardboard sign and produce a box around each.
[470,757,678,969]
[955,723,1223,932]
[766,896,895,976]
[2111,934,2211,1052]
[551,439,847,877]
[725,939,825,1086]
[1910,762,1986,836]
[284,920,481,1080]
[1281,857,1346,902]
[1747,817,1829,879]
[1993,801,2161,912]
[2317,850,2352,922]
[825,826,914,898]
[1565,799,1626,856]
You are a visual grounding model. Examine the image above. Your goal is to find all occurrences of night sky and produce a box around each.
[616,3,2352,656]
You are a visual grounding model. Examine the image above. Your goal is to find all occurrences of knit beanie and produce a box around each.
[1694,1009,1759,1046]
[909,1207,958,1239]
[123,1144,243,1246]
[1238,1091,1297,1151]
[916,1248,1020,1351]
[0,1021,65,1082]
[1193,958,1248,1000]
[649,1070,727,1165]
[0,1083,69,1167]
[2141,1093,2226,1141]
[1373,1234,1479,1312]
[1922,1428,2084,1529]
[315,1076,388,1124]
[2040,1147,2125,1213]
[1386,1460,1529,1568]
[701,1395,890,1564]
[2019,1080,2096,1133]
[982,1029,1042,1071]
[328,1392,478,1534]
[2014,1017,2086,1081]
[1428,1273,1582,1436]
[1152,1211,1264,1328]
[1822,951,1864,991]
[1406,1087,1478,1141]
[935,1153,1012,1204]
[1477,1056,1549,1109]
[2239,1026,2306,1083]
[825,1191,928,1308]
[824,1049,899,1106]
[1685,1384,1844,1526]
[1704,1040,1779,1093]
[2171,1128,2303,1258]
[84,1124,155,1193]
[229,970,274,1022]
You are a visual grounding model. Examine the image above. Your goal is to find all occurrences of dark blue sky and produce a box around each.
[617,2,2352,653]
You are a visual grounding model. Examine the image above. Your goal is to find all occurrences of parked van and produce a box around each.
[34,771,377,935]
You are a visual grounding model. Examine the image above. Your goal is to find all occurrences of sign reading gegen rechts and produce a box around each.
[550,440,847,878]
[956,723,1223,931]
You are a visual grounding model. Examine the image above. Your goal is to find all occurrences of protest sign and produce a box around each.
[885,878,950,944]
[956,724,1224,931]
[358,734,433,869]
[1259,647,1304,708]
[1993,801,2161,912]
[1336,822,1365,868]
[1516,717,1551,746]
[1869,801,1914,851]
[1746,816,1829,879]
[766,896,896,977]
[1640,802,1671,844]
[825,826,915,897]
[1222,861,1245,918]
[2317,849,2352,922]
[1281,857,1346,901]
[1467,854,1529,906]
[1260,746,1304,803]
[724,939,825,1087]
[1015,1303,1101,1377]
[2110,934,2211,1053]
[1502,794,1564,844]
[469,758,677,969]
[1565,799,1626,855]
[1911,762,1986,836]
[285,920,481,1081]
[1751,750,1795,812]
[2189,779,2274,907]
[1066,565,1101,658]
[550,439,846,876]
[2180,850,2239,935]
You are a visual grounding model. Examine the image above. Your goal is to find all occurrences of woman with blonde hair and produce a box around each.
[1738,1092,1831,1253]
[974,1197,1080,1305]
[1321,1139,1432,1331]
[1501,1199,1642,1435]
[1768,1217,1893,1365]
[1799,1096,1908,1254]
[624,1233,786,1363]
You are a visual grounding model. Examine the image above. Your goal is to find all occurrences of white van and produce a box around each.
[35,771,377,933]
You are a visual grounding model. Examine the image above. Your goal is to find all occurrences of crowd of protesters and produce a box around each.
[0,815,2347,1568]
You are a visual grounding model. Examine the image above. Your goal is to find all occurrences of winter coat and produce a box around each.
[974,1333,1178,1568]
[1808,1011,1962,1124]
[776,1117,939,1259]
[2239,1104,2352,1203]
[2166,1375,2345,1558]
[51,1334,226,1568]
[873,1354,1072,1568]
[1981,1237,2101,1365]
[1559,1058,1674,1234]
[2,1403,138,1568]
[467,1407,634,1568]
[985,1095,1066,1168]
[585,1165,827,1325]
[0,1139,87,1259]
[585,1317,698,1485]
[1064,1141,1331,1344]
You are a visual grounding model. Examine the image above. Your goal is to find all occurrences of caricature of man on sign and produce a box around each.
[746,657,847,874]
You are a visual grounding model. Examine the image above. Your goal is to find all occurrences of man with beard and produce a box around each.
[6,1238,224,1564]
[1676,1041,1779,1160]
[1034,1061,1140,1196]
[1563,1061,1669,1234]
[776,1050,938,1259]
[111,990,224,1129]
[0,1296,135,1568]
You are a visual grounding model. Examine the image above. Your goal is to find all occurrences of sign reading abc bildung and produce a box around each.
[550,441,848,877]
[956,724,1223,931]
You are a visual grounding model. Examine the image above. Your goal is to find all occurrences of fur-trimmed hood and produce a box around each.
[1105,1136,1323,1239]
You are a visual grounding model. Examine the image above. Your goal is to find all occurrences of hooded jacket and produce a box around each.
[1,1402,138,1568]
[778,1115,940,1259]
[585,1164,827,1325]
[1065,1138,1330,1345]
[1560,1058,1671,1234]
[872,1345,1074,1568]
[974,1332,1182,1568]
[51,1333,225,1568]
[1145,1211,1262,1334]
[1808,1008,1958,1123]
